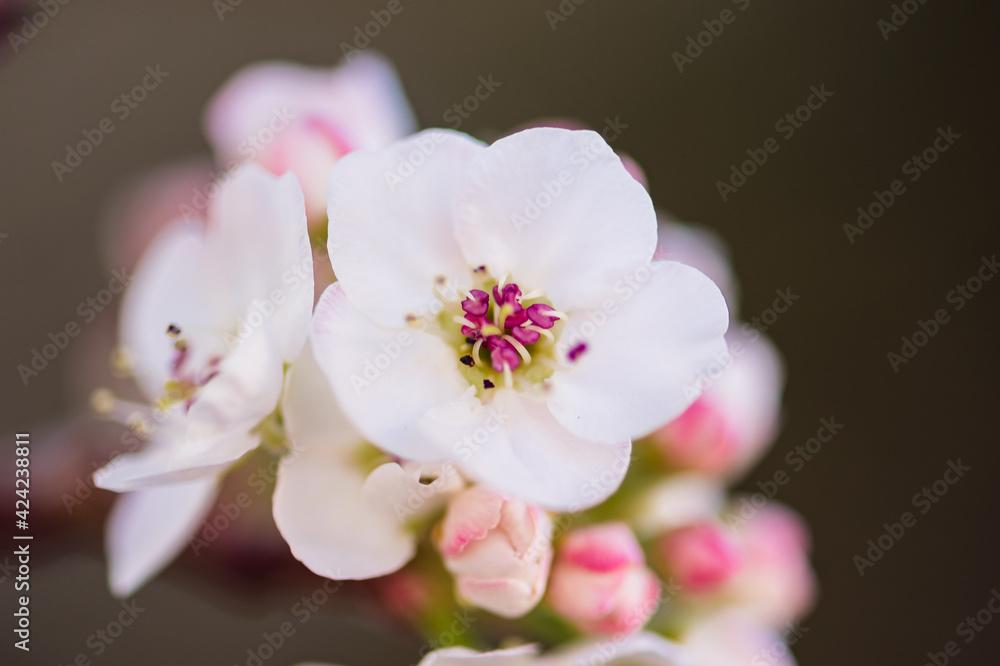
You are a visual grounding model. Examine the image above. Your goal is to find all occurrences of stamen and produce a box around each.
[567,342,588,362]
[497,303,514,331]
[166,324,182,338]
[503,363,513,388]
[90,388,116,417]
[497,272,510,290]
[504,335,532,364]
[525,325,555,342]
[453,315,479,329]
[460,355,474,367]
[109,346,132,377]
[520,289,545,300]
[472,338,485,365]
[483,379,495,389]
[480,324,503,337]
[90,389,157,426]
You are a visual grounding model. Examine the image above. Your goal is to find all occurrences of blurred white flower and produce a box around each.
[205,53,416,225]
[295,631,690,665]
[311,127,729,511]
[93,165,313,595]
[681,610,798,666]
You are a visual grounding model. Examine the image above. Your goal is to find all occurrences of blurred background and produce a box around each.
[1,0,999,664]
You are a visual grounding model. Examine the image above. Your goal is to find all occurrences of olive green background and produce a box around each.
[1,0,999,664]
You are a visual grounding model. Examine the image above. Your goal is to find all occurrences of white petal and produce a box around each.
[420,645,539,666]
[119,221,228,398]
[454,128,657,311]
[708,333,785,480]
[326,130,483,327]
[94,331,280,491]
[282,337,363,455]
[631,474,727,539]
[92,426,254,492]
[184,325,283,459]
[420,389,631,512]
[682,611,797,666]
[360,461,458,524]
[311,283,469,461]
[548,633,692,666]
[209,165,313,362]
[655,218,740,317]
[106,476,220,597]
[273,450,415,580]
[547,260,730,443]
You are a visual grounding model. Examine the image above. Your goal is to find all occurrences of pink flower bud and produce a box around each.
[659,521,743,592]
[435,486,552,619]
[725,503,817,627]
[547,523,661,635]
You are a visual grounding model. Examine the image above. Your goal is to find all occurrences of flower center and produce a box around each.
[445,271,572,391]
[158,324,222,411]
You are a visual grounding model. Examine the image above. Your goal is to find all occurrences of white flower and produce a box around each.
[311,127,730,511]
[681,610,797,666]
[273,341,459,580]
[295,632,690,665]
[205,53,416,223]
[93,165,313,595]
